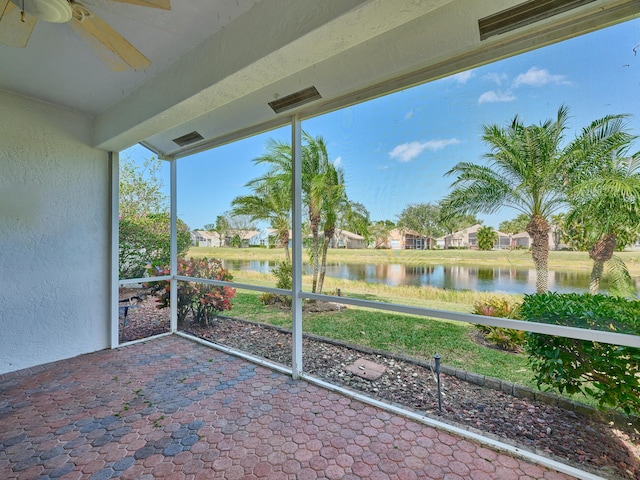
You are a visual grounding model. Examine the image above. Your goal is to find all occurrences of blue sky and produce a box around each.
[125,17,640,231]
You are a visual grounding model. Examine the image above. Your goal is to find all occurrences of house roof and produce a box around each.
[265,228,293,237]
[1,0,634,157]
[229,230,260,240]
[338,230,364,240]
[446,224,483,237]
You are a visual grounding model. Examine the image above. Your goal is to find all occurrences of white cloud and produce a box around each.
[333,156,343,167]
[404,110,414,120]
[483,72,508,86]
[478,90,516,104]
[513,66,571,87]
[389,139,460,163]
[450,70,474,84]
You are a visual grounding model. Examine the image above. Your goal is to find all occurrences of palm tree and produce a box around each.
[567,152,640,294]
[441,106,632,293]
[476,226,498,251]
[241,131,349,294]
[301,133,336,293]
[231,174,292,262]
[315,163,348,294]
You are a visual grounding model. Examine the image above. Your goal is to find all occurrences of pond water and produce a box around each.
[222,259,624,295]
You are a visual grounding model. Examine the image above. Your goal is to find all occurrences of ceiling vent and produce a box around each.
[478,0,597,40]
[172,131,204,147]
[268,86,322,114]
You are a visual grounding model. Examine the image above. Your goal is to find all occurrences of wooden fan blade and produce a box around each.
[0,1,37,48]
[68,10,150,71]
[111,0,171,10]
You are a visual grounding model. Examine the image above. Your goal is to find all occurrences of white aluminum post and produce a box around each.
[291,116,303,378]
[169,158,178,332]
[109,152,120,348]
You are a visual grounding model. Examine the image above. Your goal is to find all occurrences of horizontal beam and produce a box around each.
[175,275,291,297]
[118,275,171,285]
[302,292,640,348]
[167,275,640,349]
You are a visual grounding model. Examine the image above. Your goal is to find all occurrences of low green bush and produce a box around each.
[521,292,640,415]
[260,259,292,307]
[151,257,236,326]
[473,297,524,352]
[272,260,292,290]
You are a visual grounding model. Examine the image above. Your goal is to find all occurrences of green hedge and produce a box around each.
[521,292,640,414]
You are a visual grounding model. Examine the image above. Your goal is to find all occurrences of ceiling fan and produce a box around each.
[0,0,171,71]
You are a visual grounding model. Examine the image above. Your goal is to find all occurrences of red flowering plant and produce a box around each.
[473,297,525,352]
[150,257,236,326]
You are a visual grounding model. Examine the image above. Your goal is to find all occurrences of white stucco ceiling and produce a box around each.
[1,0,638,157]
[0,0,263,114]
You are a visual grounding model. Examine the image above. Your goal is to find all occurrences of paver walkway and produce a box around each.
[0,335,577,479]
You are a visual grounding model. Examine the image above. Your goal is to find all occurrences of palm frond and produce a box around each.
[606,255,636,298]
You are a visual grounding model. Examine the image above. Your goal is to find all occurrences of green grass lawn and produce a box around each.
[226,288,606,407]
[227,289,535,387]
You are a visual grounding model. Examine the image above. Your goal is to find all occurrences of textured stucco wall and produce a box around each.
[0,90,111,374]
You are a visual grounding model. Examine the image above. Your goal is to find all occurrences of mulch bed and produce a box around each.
[121,292,640,479]
[119,288,170,342]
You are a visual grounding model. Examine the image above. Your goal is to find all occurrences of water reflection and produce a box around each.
[223,259,620,295]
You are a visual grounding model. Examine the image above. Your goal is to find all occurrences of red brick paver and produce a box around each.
[0,335,579,479]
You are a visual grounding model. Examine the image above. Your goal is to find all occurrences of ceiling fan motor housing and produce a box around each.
[11,0,73,23]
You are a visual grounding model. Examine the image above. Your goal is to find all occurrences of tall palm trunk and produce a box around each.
[309,210,321,293]
[526,215,551,293]
[280,229,290,263]
[588,233,617,294]
[316,226,334,294]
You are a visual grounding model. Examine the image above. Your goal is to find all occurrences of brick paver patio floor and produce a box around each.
[0,335,578,479]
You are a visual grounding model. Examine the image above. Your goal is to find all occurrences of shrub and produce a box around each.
[521,292,640,414]
[230,235,242,248]
[151,257,236,326]
[260,260,292,307]
[473,298,524,352]
[272,260,292,290]
[119,213,191,279]
[477,226,498,251]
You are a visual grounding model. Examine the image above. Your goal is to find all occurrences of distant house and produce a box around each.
[191,230,221,247]
[191,231,203,246]
[380,228,432,250]
[253,229,274,248]
[246,230,263,247]
[509,230,559,249]
[384,228,403,249]
[511,231,531,249]
[253,229,293,248]
[444,224,510,249]
[444,224,479,249]
[226,229,261,247]
[495,231,511,249]
[330,230,365,249]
